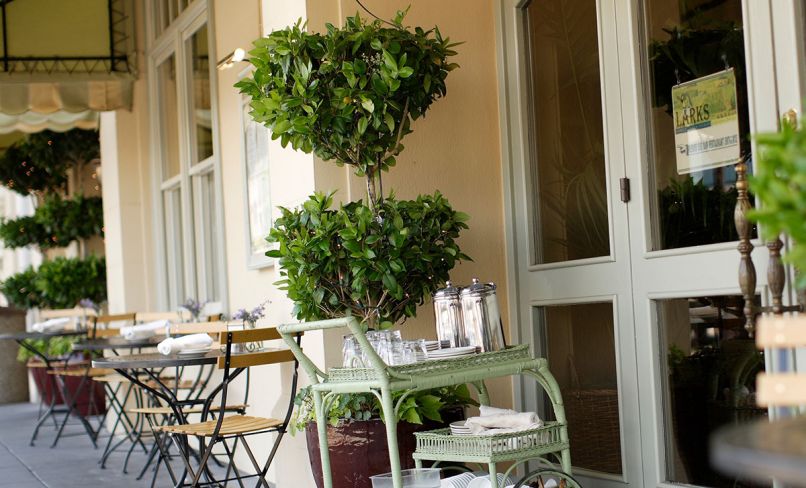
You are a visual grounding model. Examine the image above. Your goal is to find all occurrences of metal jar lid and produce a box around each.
[433,281,461,299]
[460,278,497,297]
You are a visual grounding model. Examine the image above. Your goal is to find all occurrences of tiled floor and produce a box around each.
[0,402,174,487]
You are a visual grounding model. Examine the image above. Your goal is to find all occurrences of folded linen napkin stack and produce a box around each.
[120,320,170,340]
[463,405,543,436]
[157,333,213,355]
[32,317,72,333]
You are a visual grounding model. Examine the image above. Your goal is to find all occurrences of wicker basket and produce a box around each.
[327,344,531,383]
[563,388,622,474]
[414,422,567,463]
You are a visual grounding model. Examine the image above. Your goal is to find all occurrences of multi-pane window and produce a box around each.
[150,1,224,309]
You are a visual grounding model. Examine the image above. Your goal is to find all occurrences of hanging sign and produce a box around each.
[672,69,740,174]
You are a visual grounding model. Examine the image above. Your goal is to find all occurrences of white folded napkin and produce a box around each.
[479,405,518,417]
[32,317,71,333]
[157,333,213,355]
[465,411,542,435]
[121,320,170,340]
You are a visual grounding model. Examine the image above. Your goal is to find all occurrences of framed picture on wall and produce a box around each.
[240,71,273,269]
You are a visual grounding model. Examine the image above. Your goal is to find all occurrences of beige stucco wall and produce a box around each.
[305,0,513,408]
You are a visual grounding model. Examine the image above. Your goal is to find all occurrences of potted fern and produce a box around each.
[238,10,471,487]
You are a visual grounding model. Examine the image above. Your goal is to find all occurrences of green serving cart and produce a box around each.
[278,316,579,488]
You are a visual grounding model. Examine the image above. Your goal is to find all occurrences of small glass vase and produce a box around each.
[245,320,264,352]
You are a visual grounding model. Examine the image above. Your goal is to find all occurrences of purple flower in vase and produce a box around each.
[231,301,268,326]
[78,298,100,312]
[181,298,208,321]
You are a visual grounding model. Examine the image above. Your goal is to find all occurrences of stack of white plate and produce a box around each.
[449,420,473,436]
[422,340,450,352]
[426,346,478,361]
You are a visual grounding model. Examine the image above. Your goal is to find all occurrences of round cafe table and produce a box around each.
[711,416,806,487]
[0,329,88,446]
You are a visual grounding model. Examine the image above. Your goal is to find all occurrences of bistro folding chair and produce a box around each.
[37,308,103,447]
[130,321,247,486]
[156,326,301,487]
[136,310,191,324]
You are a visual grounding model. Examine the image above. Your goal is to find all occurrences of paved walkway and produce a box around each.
[0,402,172,487]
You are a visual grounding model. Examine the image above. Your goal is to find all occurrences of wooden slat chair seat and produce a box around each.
[756,316,806,406]
[144,379,195,390]
[158,326,302,487]
[133,404,248,416]
[92,374,129,384]
[48,368,114,378]
[158,415,282,437]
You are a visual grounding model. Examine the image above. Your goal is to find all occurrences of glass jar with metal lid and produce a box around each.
[460,278,506,352]
[432,281,467,348]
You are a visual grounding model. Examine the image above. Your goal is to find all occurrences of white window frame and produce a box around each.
[145,0,227,310]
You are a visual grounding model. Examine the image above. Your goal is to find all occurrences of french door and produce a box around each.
[498,0,805,487]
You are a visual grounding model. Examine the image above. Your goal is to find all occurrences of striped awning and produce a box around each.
[0,0,136,131]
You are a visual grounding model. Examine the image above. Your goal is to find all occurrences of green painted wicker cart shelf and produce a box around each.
[278,316,573,488]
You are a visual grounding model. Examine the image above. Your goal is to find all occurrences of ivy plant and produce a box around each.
[268,191,469,328]
[0,194,104,249]
[0,129,99,195]
[236,11,459,211]
[749,119,806,288]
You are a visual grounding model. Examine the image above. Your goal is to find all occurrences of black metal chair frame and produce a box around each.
[165,330,301,487]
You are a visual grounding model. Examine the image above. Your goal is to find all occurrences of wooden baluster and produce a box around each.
[735,159,757,335]
[767,238,786,314]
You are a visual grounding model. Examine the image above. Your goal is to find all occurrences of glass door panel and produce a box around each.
[656,294,766,487]
[539,302,622,476]
[644,0,755,250]
[525,0,610,265]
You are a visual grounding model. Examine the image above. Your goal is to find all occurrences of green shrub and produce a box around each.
[0,216,48,249]
[268,192,469,328]
[0,129,98,195]
[1,257,107,310]
[0,194,104,249]
[17,336,78,363]
[749,120,806,287]
[35,256,106,309]
[0,268,42,309]
[236,12,458,179]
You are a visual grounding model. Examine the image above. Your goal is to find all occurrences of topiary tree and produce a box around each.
[0,268,43,310]
[0,129,99,195]
[0,194,104,249]
[34,255,107,309]
[239,11,469,329]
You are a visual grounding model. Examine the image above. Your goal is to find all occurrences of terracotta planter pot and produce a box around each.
[27,359,106,417]
[304,408,464,488]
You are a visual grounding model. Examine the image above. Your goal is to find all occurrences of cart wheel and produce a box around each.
[514,468,582,488]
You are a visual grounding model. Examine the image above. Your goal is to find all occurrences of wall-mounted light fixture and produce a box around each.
[217,48,247,71]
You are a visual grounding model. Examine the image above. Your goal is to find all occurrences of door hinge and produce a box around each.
[620,177,631,203]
